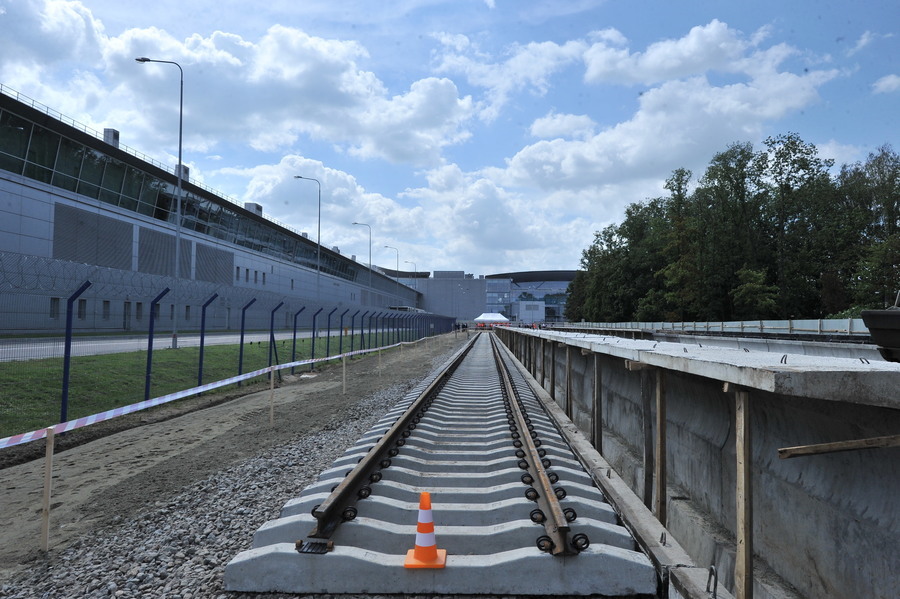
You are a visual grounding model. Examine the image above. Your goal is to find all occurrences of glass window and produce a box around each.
[120,166,144,202]
[26,125,60,169]
[24,162,53,183]
[49,297,60,319]
[77,298,87,320]
[99,157,126,204]
[0,151,24,175]
[55,136,83,180]
[76,179,100,199]
[138,179,160,216]
[79,148,105,185]
[102,300,110,320]
[52,136,82,191]
[0,110,31,159]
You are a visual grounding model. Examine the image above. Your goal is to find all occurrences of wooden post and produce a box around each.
[735,388,753,599]
[655,368,667,526]
[550,341,557,401]
[641,368,653,508]
[269,366,276,427]
[565,345,572,419]
[540,338,546,386]
[592,352,603,453]
[41,426,56,552]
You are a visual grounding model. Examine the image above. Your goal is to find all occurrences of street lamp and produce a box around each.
[352,222,372,291]
[136,56,184,349]
[295,175,321,301]
[405,260,417,291]
[384,245,399,305]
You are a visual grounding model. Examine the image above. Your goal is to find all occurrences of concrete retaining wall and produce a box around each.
[495,328,900,599]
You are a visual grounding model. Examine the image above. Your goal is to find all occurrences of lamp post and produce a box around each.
[352,222,372,291]
[405,260,417,291]
[384,245,399,305]
[136,56,183,349]
[294,175,321,301]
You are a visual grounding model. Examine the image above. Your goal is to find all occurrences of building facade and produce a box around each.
[0,87,419,334]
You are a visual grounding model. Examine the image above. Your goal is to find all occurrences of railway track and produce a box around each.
[224,332,658,596]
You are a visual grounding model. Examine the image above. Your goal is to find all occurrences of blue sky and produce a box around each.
[1,0,897,275]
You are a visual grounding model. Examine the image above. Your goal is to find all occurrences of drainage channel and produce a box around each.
[224,332,658,596]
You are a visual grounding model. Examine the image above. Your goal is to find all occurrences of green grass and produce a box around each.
[0,334,379,438]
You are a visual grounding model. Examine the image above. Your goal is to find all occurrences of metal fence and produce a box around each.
[0,278,451,443]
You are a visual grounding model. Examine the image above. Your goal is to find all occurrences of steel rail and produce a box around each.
[489,333,573,555]
[307,334,478,538]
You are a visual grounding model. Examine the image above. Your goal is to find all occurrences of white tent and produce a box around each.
[474,312,509,323]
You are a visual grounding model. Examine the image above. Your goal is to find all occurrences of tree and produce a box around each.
[756,133,834,317]
[730,267,778,319]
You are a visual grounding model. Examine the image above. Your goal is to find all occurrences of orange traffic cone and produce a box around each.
[404,492,447,568]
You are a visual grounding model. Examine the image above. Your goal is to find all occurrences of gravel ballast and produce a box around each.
[0,335,474,599]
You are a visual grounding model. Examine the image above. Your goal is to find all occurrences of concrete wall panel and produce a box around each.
[495,327,900,599]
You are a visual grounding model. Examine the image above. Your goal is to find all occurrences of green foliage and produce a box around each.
[569,137,900,322]
[0,337,323,438]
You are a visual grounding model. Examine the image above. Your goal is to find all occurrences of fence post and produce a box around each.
[268,301,284,381]
[349,310,360,352]
[60,280,92,423]
[325,307,338,359]
[310,308,323,371]
[360,311,370,350]
[238,298,257,386]
[291,307,306,374]
[144,287,171,402]
[338,308,350,355]
[198,293,219,388]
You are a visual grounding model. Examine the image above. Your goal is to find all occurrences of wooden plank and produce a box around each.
[565,345,572,419]
[550,341,557,401]
[40,426,56,552]
[735,389,753,599]
[655,369,667,526]
[592,353,603,453]
[778,434,900,459]
[641,368,653,508]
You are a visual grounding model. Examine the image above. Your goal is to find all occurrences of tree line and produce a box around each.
[565,134,899,323]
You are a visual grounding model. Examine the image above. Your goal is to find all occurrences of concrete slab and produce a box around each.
[224,543,658,596]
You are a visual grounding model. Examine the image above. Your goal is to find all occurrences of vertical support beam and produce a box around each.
[592,352,603,453]
[640,367,653,508]
[550,341,557,401]
[565,345,572,419]
[655,368,667,526]
[735,387,753,599]
[540,338,546,386]
[40,426,56,552]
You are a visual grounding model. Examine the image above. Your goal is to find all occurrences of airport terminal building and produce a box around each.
[0,85,573,334]
[0,86,424,334]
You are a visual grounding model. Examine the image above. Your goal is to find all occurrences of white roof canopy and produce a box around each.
[474,312,509,322]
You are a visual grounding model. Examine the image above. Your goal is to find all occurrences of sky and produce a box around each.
[1,1,897,277]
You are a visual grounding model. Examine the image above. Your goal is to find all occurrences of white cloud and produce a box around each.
[583,20,751,85]
[2,3,476,168]
[530,112,596,139]
[848,31,877,56]
[872,74,900,94]
[434,37,586,121]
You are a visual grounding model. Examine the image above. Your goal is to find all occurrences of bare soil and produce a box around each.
[0,333,469,583]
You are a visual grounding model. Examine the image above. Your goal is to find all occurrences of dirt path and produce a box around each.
[0,333,470,583]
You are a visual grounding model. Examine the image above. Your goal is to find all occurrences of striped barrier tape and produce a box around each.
[0,341,409,450]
